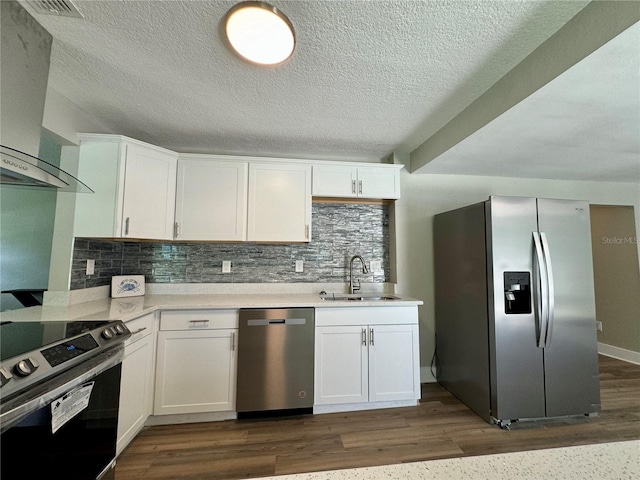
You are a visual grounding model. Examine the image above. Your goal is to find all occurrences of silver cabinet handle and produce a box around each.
[124,217,130,236]
[352,180,356,194]
[362,328,367,346]
[305,224,310,240]
[370,327,374,346]
[358,180,363,194]
[189,319,209,324]
[131,327,147,335]
[174,222,180,238]
[231,332,236,351]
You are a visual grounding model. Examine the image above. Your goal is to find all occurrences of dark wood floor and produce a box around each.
[115,355,640,479]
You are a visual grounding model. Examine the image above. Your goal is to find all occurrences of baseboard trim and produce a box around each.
[314,399,418,414]
[421,366,437,383]
[146,411,236,426]
[598,342,640,365]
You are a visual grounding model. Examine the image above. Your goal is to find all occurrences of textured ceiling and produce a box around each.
[21,0,592,164]
[415,21,640,183]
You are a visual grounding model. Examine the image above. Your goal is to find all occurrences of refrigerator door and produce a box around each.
[536,198,601,417]
[487,196,545,421]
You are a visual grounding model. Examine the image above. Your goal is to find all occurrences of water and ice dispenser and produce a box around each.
[503,271,531,314]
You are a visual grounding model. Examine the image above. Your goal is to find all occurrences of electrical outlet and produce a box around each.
[86,259,95,275]
[370,260,382,273]
[222,260,231,273]
[596,321,603,332]
[295,260,304,272]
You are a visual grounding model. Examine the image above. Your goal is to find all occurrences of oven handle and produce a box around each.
[0,345,124,433]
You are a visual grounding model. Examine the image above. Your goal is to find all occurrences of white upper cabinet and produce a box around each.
[357,166,401,199]
[247,162,312,242]
[312,164,401,200]
[74,135,178,240]
[312,165,358,198]
[175,158,248,241]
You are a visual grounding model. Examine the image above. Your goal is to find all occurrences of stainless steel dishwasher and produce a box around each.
[236,308,314,417]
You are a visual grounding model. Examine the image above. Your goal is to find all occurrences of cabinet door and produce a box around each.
[175,159,248,241]
[368,324,420,402]
[154,329,237,415]
[74,140,124,238]
[121,143,177,240]
[357,167,400,199]
[312,165,358,198]
[117,333,154,455]
[247,163,311,242]
[314,326,368,405]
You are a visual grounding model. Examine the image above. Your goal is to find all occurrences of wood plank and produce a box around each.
[115,355,640,479]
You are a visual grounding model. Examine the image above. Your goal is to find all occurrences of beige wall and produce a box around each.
[392,170,640,381]
[590,205,640,354]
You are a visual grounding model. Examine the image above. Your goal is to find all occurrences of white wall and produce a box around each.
[43,87,115,146]
[393,169,640,382]
[42,87,114,289]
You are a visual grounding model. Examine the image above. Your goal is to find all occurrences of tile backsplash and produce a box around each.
[70,203,390,290]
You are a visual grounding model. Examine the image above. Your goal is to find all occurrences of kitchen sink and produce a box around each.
[319,294,399,301]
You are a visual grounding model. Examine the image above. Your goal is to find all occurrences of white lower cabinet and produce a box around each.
[314,307,420,407]
[117,313,155,455]
[315,326,368,404]
[154,310,238,415]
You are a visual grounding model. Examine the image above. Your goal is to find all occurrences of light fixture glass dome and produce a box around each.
[224,1,295,65]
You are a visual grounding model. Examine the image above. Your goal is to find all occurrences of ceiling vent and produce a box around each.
[25,0,83,18]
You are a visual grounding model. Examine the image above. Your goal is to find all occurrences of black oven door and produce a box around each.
[1,347,123,480]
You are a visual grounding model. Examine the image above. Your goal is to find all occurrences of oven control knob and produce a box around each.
[102,328,114,340]
[0,366,13,387]
[14,357,39,377]
[114,324,127,335]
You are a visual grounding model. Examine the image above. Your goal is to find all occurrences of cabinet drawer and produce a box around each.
[124,313,154,345]
[160,309,238,330]
[315,306,419,326]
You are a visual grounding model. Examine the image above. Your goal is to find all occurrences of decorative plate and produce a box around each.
[111,275,146,298]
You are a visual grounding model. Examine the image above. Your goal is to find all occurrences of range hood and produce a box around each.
[1,145,93,193]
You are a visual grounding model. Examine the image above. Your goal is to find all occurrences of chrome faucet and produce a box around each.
[349,255,369,294]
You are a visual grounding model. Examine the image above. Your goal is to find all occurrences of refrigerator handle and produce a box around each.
[540,232,555,347]
[532,232,549,348]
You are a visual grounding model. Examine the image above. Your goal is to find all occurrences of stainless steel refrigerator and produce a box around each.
[434,196,600,428]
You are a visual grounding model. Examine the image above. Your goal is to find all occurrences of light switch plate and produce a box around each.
[222,260,231,273]
[370,260,382,273]
[86,259,95,275]
[295,260,304,272]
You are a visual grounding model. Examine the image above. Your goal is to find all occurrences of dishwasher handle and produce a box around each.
[246,318,307,326]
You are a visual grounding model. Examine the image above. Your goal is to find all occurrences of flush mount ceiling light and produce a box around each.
[224,1,295,65]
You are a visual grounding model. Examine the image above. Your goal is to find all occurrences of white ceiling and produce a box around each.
[20,0,638,182]
[415,21,640,183]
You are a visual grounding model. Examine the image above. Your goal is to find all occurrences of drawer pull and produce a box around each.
[189,319,210,324]
[131,327,147,335]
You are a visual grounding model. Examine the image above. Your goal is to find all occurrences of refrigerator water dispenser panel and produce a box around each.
[504,271,531,314]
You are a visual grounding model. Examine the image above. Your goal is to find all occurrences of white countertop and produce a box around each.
[0,292,423,323]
